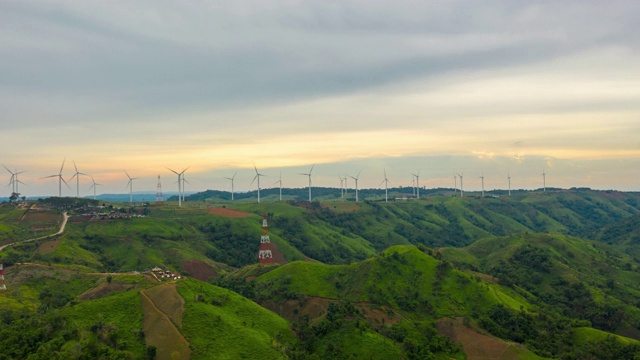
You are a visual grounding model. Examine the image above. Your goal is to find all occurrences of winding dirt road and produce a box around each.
[0,212,68,252]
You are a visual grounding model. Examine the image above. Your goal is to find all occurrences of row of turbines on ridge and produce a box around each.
[3,160,550,206]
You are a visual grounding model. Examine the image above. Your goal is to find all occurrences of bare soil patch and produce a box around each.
[35,239,61,255]
[269,242,287,264]
[144,283,185,327]
[79,282,135,300]
[21,212,59,225]
[141,288,190,360]
[472,271,500,284]
[181,259,217,282]
[208,208,251,218]
[437,317,514,360]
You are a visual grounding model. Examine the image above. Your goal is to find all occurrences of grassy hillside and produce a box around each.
[442,233,640,336]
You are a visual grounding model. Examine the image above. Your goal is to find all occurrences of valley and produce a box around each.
[1,189,640,359]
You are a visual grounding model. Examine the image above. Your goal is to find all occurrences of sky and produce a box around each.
[2,0,640,197]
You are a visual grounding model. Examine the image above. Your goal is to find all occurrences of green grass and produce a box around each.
[177,278,295,360]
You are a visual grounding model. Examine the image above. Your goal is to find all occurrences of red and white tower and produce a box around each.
[0,263,6,291]
[258,214,273,264]
[156,175,163,204]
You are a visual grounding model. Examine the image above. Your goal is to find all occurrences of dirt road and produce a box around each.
[0,212,68,252]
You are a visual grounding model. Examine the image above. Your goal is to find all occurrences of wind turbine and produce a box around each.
[457,173,464,198]
[349,172,361,202]
[181,174,190,203]
[3,165,25,194]
[507,172,511,196]
[453,172,457,195]
[43,159,69,197]
[69,161,88,198]
[167,167,188,207]
[542,169,546,192]
[224,172,237,201]
[299,165,314,202]
[412,170,421,199]
[124,171,139,203]
[250,164,266,203]
[380,170,389,203]
[274,172,283,201]
[338,176,345,198]
[89,176,102,200]
[411,177,416,197]
[479,171,485,197]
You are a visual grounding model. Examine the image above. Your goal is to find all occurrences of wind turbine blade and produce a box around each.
[73,161,78,173]
[232,171,237,179]
[42,175,59,179]
[69,173,77,181]
[2,164,12,174]
[253,162,258,174]
[181,166,190,174]
[59,158,66,174]
[357,171,361,179]
[310,164,315,174]
[250,174,258,187]
[167,167,179,175]
[61,177,70,189]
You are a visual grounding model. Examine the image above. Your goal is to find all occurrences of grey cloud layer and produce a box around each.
[2,1,639,131]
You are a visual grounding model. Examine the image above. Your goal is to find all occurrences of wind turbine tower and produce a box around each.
[251,164,266,203]
[89,176,101,200]
[508,172,511,196]
[349,172,361,202]
[274,172,283,201]
[458,173,464,198]
[453,173,457,195]
[44,159,69,197]
[3,165,25,195]
[339,176,345,198]
[69,161,88,198]
[412,171,421,199]
[167,167,188,207]
[225,172,237,201]
[299,165,314,202]
[381,170,389,203]
[124,171,139,203]
[480,172,485,197]
[542,169,546,192]
[181,174,190,203]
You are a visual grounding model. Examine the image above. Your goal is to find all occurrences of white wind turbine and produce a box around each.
[167,167,188,207]
[181,173,190,203]
[251,164,266,203]
[274,172,283,201]
[89,176,102,200]
[3,165,25,194]
[225,172,237,201]
[412,170,421,199]
[339,176,347,198]
[124,171,139,203]
[508,172,511,196]
[43,159,69,197]
[453,172,457,195]
[380,170,389,203]
[69,161,88,198]
[457,173,464,198]
[349,171,361,202]
[479,171,485,197]
[299,165,314,202]
[411,177,416,197]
